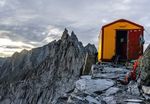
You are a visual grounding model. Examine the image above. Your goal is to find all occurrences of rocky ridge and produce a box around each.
[0,28,149,104]
[0,57,6,68]
[0,29,97,104]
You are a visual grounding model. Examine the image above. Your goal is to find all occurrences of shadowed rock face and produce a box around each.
[0,29,97,104]
[141,44,150,86]
[0,57,6,68]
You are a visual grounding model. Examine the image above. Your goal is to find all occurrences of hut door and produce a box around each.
[128,30,142,60]
[116,30,127,60]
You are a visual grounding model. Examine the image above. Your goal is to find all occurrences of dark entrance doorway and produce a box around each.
[116,30,127,61]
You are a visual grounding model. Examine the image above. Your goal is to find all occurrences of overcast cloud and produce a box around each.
[0,0,150,57]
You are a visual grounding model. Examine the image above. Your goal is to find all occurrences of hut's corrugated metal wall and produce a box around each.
[98,19,144,62]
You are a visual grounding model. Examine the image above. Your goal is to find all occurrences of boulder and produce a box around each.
[103,96,116,104]
[142,85,150,95]
[91,65,129,79]
[104,87,119,96]
[75,78,114,94]
[127,81,140,96]
[124,99,143,103]
[85,96,101,104]
[140,44,150,86]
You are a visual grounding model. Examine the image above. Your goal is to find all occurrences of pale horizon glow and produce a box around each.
[0,38,33,57]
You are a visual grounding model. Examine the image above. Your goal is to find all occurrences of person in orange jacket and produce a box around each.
[119,55,143,85]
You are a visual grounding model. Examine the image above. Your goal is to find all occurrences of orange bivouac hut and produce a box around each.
[98,19,144,62]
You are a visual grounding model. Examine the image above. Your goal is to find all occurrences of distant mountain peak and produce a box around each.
[61,28,69,40]
[71,31,78,41]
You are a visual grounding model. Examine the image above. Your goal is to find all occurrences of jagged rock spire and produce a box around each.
[0,28,98,103]
[71,31,78,41]
[85,43,97,55]
[61,28,69,40]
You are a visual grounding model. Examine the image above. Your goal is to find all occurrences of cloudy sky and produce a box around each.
[0,0,150,57]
